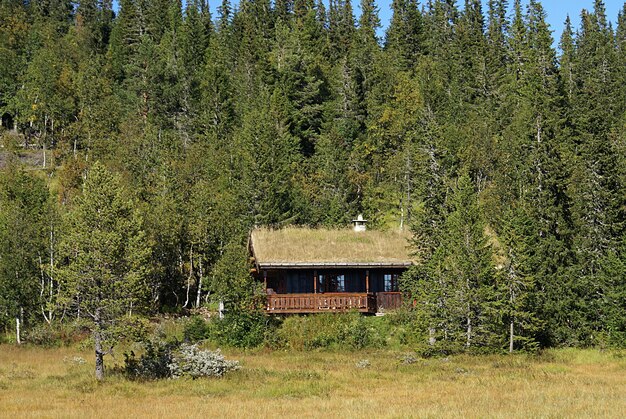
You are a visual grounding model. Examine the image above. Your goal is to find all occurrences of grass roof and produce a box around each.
[250,227,415,265]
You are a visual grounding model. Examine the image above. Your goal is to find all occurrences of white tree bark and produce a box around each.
[16,314,21,345]
[195,258,203,308]
[183,246,193,309]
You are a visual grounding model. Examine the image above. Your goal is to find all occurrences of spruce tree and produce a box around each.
[568,0,624,343]
[409,174,496,353]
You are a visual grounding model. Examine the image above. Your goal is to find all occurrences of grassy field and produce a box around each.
[1,345,625,418]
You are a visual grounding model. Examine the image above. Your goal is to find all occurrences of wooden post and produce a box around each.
[366,270,370,294]
[263,270,267,293]
[313,270,318,294]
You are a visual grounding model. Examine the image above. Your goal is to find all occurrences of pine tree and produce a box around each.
[598,231,626,346]
[75,0,113,54]
[236,88,302,226]
[496,0,575,346]
[485,0,510,103]
[59,162,151,380]
[328,0,356,59]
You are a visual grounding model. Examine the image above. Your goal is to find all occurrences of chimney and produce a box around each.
[352,214,367,232]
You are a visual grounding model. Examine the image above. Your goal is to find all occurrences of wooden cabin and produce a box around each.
[250,220,414,314]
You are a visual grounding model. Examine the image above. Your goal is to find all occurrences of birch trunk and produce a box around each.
[16,314,21,345]
[466,315,472,348]
[195,258,203,308]
[183,246,193,308]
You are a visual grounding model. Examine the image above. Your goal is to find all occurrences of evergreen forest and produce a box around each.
[1,0,626,354]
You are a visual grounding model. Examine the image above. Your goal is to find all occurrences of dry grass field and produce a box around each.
[1,345,625,418]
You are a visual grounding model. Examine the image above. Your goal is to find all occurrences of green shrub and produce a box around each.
[24,321,90,347]
[276,313,386,350]
[124,340,177,380]
[183,317,210,343]
[209,310,277,349]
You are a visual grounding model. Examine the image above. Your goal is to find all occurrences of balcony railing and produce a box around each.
[376,292,402,312]
[266,292,377,313]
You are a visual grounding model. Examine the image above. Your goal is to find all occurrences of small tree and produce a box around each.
[60,162,150,381]
[498,204,542,352]
[409,174,497,353]
[209,240,260,312]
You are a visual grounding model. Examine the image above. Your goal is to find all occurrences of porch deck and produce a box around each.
[266,292,402,314]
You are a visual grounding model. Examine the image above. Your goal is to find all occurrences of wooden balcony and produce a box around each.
[266,292,402,314]
[266,292,377,313]
[376,292,402,312]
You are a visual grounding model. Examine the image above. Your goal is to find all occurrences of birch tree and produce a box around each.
[0,165,51,344]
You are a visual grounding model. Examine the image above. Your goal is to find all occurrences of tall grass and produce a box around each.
[1,344,625,418]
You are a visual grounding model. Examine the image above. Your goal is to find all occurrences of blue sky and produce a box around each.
[113,1,626,41]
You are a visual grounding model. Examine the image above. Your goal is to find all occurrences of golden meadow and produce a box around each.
[1,344,625,418]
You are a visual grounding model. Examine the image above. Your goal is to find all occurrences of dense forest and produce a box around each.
[0,0,625,353]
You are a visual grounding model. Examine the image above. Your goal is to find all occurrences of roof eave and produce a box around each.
[257,262,414,270]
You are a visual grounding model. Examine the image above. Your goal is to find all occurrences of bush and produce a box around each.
[25,321,91,347]
[276,313,386,350]
[183,316,211,343]
[124,340,177,380]
[168,344,240,379]
[209,311,277,348]
[344,315,386,349]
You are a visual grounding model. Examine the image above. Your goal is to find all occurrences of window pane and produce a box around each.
[337,275,345,292]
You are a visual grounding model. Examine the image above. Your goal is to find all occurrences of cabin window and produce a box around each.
[336,274,345,292]
[319,273,346,293]
[384,274,399,292]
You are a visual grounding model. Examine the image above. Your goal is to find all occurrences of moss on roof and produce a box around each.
[250,227,415,265]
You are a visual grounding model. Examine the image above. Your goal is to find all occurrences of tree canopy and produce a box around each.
[1,0,626,354]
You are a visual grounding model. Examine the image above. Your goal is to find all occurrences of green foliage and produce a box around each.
[183,316,211,343]
[0,165,53,335]
[24,321,91,347]
[209,311,275,349]
[208,240,259,311]
[124,340,178,381]
[403,174,501,355]
[59,161,152,379]
[276,313,386,350]
[59,161,152,328]
[1,0,626,353]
